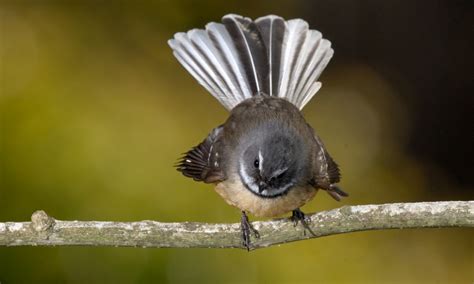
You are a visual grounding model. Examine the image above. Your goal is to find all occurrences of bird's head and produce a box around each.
[238,132,309,197]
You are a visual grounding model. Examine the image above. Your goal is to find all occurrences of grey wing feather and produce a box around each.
[176,126,225,183]
[310,133,346,201]
[168,14,334,111]
[312,133,341,186]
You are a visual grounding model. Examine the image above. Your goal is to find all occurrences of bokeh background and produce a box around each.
[1,0,472,283]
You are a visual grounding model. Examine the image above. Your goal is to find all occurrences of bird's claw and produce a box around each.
[291,208,315,236]
[241,211,259,250]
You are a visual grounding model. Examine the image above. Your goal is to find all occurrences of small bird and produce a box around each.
[169,14,347,249]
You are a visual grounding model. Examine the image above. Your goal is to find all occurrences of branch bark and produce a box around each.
[0,201,472,250]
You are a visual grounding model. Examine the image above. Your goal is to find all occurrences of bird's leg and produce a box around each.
[240,211,260,250]
[291,208,315,236]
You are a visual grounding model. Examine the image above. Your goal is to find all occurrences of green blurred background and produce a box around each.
[1,1,472,283]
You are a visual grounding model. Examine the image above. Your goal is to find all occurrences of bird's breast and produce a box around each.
[214,175,317,217]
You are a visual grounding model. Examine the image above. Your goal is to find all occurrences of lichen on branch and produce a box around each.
[0,201,472,250]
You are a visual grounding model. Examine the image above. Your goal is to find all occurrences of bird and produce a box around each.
[168,14,348,249]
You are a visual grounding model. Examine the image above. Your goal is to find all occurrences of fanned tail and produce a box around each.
[168,14,334,110]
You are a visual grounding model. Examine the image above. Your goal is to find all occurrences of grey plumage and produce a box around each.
[176,126,224,183]
[168,14,334,110]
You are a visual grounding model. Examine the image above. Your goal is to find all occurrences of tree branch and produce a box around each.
[0,201,472,250]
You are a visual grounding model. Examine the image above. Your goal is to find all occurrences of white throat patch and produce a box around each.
[238,162,259,194]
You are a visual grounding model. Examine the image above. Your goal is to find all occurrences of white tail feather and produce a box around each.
[172,33,225,96]
[301,82,322,109]
[277,19,308,100]
[169,39,229,107]
[206,23,253,101]
[286,29,322,106]
[296,41,333,108]
[292,30,322,106]
[188,29,241,107]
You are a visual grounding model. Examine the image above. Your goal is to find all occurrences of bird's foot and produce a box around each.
[291,208,315,236]
[241,211,260,251]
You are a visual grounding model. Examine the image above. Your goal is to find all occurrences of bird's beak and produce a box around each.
[258,182,268,193]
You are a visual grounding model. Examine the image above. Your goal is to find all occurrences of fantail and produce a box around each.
[169,14,347,249]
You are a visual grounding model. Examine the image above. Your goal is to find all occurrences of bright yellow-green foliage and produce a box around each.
[0,2,472,283]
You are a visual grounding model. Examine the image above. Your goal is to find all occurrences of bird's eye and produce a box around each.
[253,159,259,168]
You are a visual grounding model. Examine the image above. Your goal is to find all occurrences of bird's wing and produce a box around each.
[176,126,226,183]
[310,134,347,201]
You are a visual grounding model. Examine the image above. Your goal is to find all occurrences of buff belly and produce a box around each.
[214,178,318,217]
